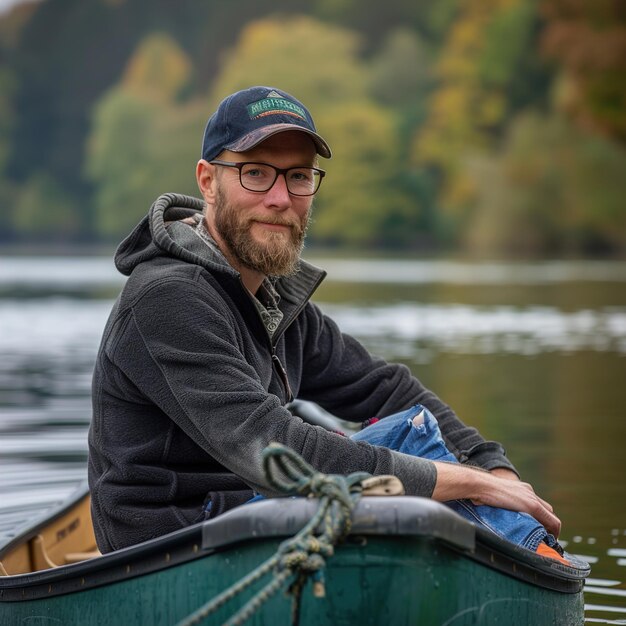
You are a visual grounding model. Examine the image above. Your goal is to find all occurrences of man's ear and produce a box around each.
[196,159,217,203]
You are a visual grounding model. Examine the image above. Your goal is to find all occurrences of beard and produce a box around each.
[213,186,310,277]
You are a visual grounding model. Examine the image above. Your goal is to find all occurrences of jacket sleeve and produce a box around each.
[109,277,439,499]
[296,302,518,475]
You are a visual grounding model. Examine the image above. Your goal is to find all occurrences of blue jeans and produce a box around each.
[351,404,554,551]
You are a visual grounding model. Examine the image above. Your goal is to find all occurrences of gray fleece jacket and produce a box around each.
[88,193,517,553]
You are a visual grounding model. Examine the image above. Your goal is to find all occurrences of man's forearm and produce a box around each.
[489,467,520,481]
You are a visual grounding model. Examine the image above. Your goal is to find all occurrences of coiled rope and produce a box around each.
[176,442,371,626]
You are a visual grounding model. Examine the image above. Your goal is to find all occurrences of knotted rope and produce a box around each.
[177,443,370,626]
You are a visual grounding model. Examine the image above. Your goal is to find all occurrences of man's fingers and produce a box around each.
[540,511,561,538]
[530,498,561,537]
[478,478,562,537]
[527,489,560,535]
[537,495,554,514]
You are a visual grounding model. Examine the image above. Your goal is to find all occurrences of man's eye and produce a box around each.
[245,168,263,178]
[289,169,312,182]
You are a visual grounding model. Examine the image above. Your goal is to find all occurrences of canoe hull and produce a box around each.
[1,535,584,625]
[0,493,588,625]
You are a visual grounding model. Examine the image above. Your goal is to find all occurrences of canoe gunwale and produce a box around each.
[201,496,476,551]
[200,496,589,593]
[0,489,589,602]
[0,520,207,601]
[465,527,588,593]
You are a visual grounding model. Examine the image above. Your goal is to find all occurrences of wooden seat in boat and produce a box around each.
[0,491,100,575]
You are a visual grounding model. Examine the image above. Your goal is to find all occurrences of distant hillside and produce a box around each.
[0,0,624,256]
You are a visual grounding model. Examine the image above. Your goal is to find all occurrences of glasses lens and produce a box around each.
[285,168,321,196]
[240,163,276,192]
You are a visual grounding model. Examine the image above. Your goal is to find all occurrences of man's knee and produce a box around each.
[412,408,426,427]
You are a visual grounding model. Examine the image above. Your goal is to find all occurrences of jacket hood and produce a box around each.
[115,193,237,277]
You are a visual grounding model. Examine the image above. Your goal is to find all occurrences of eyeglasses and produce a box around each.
[209,160,325,196]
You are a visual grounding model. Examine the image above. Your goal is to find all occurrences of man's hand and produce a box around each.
[432,461,561,538]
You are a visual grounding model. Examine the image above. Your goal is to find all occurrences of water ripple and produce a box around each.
[322,302,626,356]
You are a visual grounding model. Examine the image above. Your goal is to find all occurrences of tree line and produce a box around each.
[0,0,624,256]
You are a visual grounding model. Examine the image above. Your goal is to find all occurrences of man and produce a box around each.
[88,86,566,561]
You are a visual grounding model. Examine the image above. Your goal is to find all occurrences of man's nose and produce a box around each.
[263,173,291,209]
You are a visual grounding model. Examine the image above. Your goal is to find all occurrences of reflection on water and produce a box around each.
[2,256,625,290]
[314,258,626,285]
[2,298,625,362]
[0,256,124,291]
[0,256,625,623]
[323,302,626,357]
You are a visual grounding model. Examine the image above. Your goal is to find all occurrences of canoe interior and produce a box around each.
[0,487,100,576]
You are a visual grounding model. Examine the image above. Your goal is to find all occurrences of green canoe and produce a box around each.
[0,484,589,625]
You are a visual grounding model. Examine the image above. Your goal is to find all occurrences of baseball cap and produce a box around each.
[201,86,332,162]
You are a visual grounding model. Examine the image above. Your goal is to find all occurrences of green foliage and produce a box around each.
[11,172,81,240]
[121,32,192,101]
[425,0,460,40]
[368,29,433,107]
[86,89,161,238]
[85,32,203,240]
[477,2,535,87]
[465,112,626,256]
[313,101,418,246]
[209,16,368,109]
[313,0,457,45]
[86,87,202,239]
[0,66,16,175]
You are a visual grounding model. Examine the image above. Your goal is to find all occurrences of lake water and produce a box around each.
[1,255,625,623]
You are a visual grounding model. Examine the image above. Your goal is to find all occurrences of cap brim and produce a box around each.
[225,123,332,159]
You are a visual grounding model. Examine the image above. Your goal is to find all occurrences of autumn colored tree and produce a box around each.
[464,112,626,256]
[414,0,543,225]
[540,0,626,142]
[2,0,624,253]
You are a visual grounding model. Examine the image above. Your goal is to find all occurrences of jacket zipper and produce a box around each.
[271,351,293,403]
[241,271,325,405]
[267,287,318,405]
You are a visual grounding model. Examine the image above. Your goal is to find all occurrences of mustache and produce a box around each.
[247,215,303,231]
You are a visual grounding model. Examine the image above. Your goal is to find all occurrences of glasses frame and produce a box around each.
[209,160,326,197]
